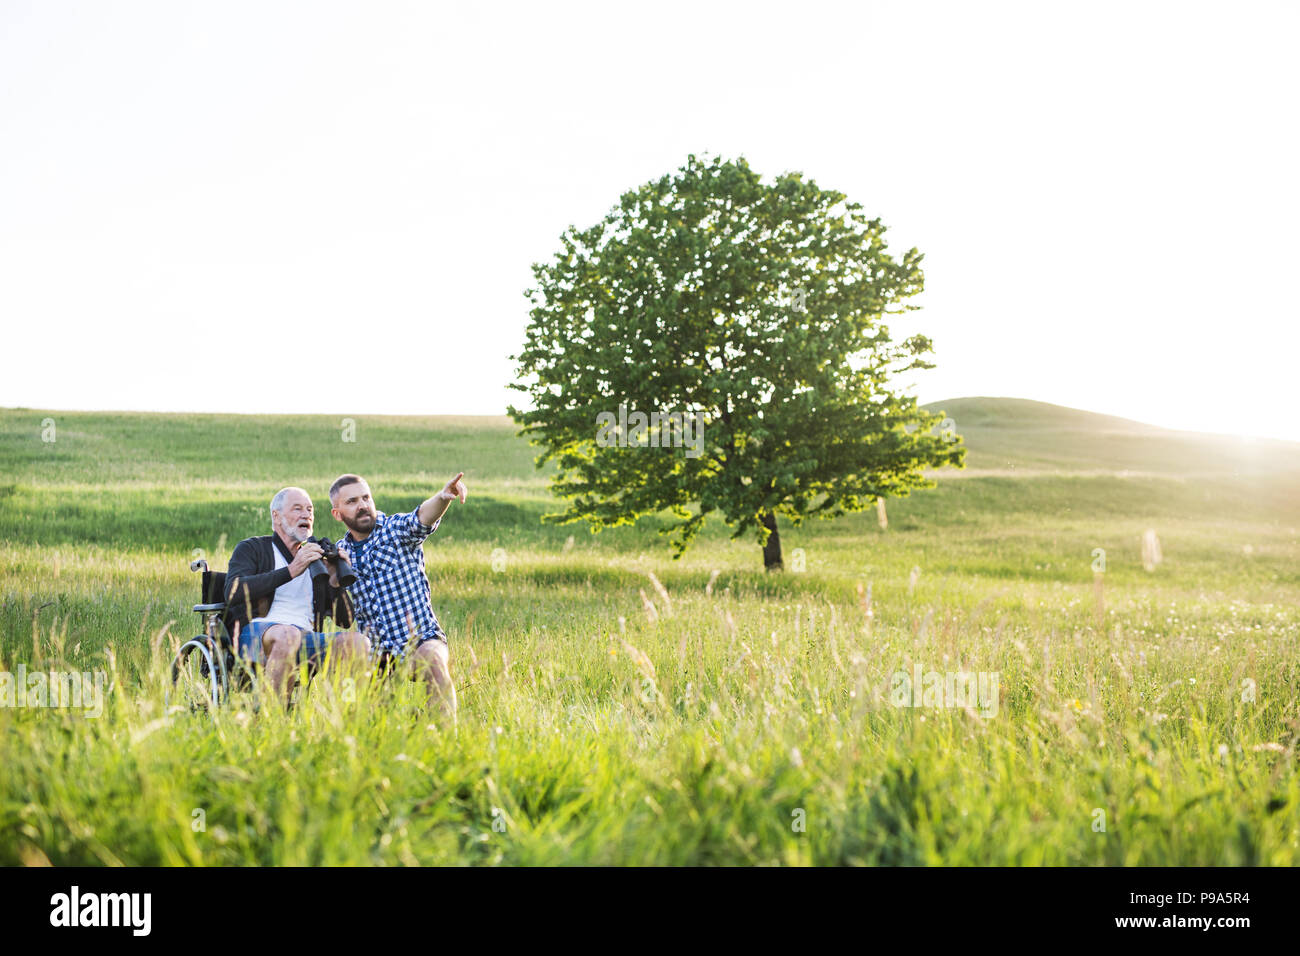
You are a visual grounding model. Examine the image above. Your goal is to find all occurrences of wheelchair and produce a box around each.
[166,558,257,709]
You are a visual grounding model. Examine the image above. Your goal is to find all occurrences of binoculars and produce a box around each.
[306,536,357,588]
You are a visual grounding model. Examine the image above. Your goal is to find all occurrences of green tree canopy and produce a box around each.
[508,154,964,569]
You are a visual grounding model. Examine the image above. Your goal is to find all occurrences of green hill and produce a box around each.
[2,400,1298,556]
[6,398,1298,487]
[921,396,1300,477]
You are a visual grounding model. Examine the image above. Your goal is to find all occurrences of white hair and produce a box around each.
[270,486,310,524]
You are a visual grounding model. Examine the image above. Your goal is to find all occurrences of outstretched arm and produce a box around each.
[416,473,467,530]
[418,471,467,529]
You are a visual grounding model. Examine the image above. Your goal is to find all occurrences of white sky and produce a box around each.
[2,1,1297,440]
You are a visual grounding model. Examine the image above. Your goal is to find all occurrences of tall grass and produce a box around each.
[1,406,1298,864]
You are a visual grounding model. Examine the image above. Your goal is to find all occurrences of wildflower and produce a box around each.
[639,589,659,623]
[1141,529,1162,572]
[647,572,672,615]
[705,569,721,596]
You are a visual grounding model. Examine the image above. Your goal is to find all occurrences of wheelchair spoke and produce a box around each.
[168,640,220,711]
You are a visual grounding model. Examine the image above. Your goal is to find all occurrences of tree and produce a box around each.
[507,154,964,570]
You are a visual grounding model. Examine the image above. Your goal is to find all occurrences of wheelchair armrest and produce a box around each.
[193,603,226,613]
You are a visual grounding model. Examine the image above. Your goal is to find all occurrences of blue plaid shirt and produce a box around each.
[338,508,445,656]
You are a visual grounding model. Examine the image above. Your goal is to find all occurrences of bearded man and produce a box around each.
[328,472,466,721]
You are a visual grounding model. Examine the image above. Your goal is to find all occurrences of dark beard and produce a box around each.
[346,512,375,534]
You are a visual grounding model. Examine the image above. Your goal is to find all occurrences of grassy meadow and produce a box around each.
[1,399,1298,865]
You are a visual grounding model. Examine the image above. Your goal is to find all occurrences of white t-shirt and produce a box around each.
[251,544,314,631]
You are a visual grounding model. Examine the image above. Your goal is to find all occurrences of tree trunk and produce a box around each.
[762,511,783,571]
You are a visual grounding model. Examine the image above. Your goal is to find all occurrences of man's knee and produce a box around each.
[333,631,370,658]
[263,624,303,658]
[411,639,450,677]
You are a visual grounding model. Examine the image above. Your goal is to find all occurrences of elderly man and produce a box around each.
[328,471,466,721]
[224,486,369,704]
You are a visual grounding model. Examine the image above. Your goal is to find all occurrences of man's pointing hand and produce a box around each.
[442,472,467,505]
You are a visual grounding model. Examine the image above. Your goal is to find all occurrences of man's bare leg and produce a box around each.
[262,624,303,706]
[410,638,457,724]
[321,631,371,695]
[327,631,370,669]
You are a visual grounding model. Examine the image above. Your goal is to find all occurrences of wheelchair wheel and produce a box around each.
[167,637,228,710]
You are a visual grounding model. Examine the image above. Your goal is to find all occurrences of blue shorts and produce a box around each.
[236,620,346,667]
